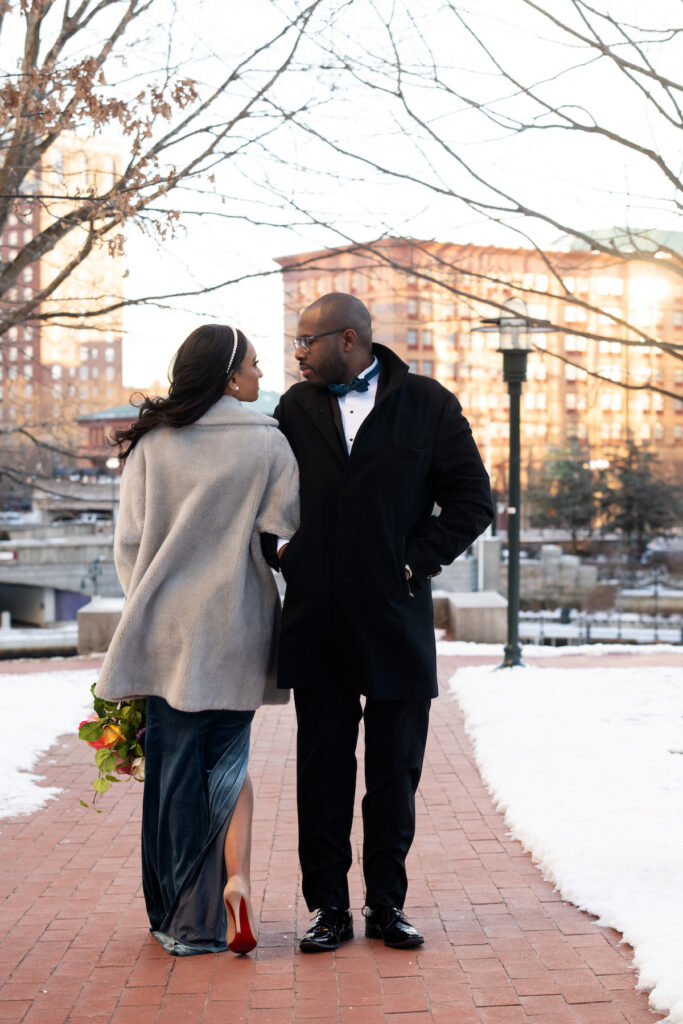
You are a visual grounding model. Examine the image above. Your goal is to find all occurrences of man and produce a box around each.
[272,292,493,953]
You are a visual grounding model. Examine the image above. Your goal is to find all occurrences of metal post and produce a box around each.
[500,349,528,668]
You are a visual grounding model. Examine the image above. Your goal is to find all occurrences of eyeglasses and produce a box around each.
[291,327,348,354]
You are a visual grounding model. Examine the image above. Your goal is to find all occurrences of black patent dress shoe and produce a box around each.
[363,905,424,948]
[299,907,354,952]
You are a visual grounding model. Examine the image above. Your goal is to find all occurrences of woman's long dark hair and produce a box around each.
[113,324,247,460]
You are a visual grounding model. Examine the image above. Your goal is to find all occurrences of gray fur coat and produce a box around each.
[95,396,299,712]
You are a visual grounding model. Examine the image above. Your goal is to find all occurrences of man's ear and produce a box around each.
[342,328,357,352]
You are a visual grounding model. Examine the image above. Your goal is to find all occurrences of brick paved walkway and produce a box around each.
[1,650,674,1024]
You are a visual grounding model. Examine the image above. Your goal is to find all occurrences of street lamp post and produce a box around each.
[479,299,537,668]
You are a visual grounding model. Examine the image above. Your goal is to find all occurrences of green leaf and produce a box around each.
[79,799,89,808]
[93,778,110,794]
[104,774,120,783]
[96,751,119,772]
[79,721,104,741]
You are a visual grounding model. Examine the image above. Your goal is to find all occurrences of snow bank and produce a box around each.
[0,669,95,820]
[450,664,683,1023]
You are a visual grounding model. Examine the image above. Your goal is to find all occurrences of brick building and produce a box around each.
[275,238,683,492]
[0,136,128,452]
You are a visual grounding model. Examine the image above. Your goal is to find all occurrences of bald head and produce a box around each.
[300,292,372,350]
[295,292,374,388]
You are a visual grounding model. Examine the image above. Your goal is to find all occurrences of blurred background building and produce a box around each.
[276,238,683,493]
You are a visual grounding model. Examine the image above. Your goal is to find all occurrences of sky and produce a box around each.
[65,0,681,391]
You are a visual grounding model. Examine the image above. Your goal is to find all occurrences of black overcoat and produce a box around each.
[273,343,494,700]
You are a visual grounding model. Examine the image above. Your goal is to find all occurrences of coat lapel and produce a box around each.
[293,385,348,466]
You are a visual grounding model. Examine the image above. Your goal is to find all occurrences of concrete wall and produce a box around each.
[498,545,598,606]
[77,597,124,654]
[434,591,507,643]
[0,583,56,627]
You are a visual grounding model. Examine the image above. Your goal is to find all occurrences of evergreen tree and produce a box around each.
[527,444,596,552]
[597,443,683,561]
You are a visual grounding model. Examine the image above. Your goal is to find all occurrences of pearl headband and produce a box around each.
[225,325,239,376]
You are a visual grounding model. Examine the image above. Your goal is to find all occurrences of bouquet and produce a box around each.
[78,683,146,810]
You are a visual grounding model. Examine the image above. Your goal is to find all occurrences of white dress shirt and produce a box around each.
[277,358,379,554]
[335,356,379,452]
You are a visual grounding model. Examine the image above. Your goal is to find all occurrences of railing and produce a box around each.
[519,611,683,646]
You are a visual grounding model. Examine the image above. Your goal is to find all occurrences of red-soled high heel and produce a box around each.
[224,883,257,955]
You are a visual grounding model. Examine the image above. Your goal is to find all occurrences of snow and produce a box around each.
[0,668,95,820]
[450,663,683,1023]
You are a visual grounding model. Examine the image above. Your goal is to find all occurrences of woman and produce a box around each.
[96,324,299,957]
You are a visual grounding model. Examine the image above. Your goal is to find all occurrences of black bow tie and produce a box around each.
[328,362,379,397]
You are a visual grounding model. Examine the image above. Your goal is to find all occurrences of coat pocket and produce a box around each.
[394,443,426,461]
[395,537,413,600]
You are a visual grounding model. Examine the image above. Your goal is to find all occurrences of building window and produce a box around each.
[422,329,433,349]
[674,425,683,441]
[673,311,683,328]
[653,422,664,440]
[565,305,588,322]
[79,365,89,380]
[90,346,98,360]
[597,276,624,296]
[407,360,418,373]
[566,393,577,411]
[406,329,418,349]
[105,347,115,362]
[421,360,434,376]
[407,299,418,318]
[51,365,62,379]
[422,300,432,319]
[565,334,587,352]
[406,273,417,285]
[674,398,683,414]
[105,366,116,382]
[23,364,32,379]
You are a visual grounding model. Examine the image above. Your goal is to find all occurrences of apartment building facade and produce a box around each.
[0,136,128,450]
[276,239,683,492]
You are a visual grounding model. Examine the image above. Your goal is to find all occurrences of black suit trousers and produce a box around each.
[294,686,430,912]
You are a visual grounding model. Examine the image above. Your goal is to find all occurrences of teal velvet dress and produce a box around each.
[141,696,254,956]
